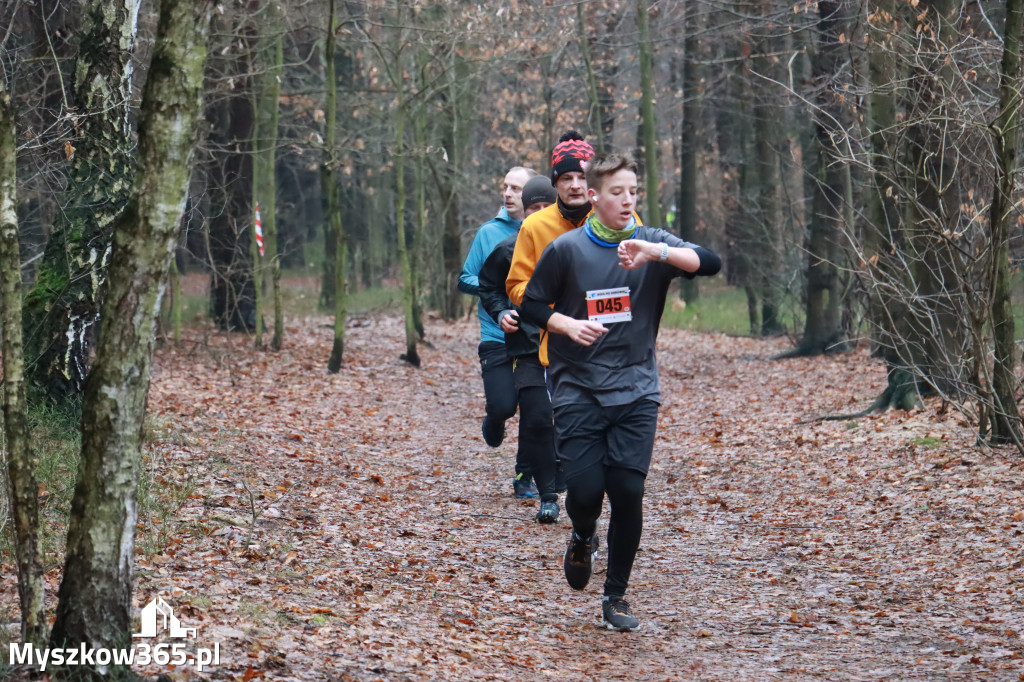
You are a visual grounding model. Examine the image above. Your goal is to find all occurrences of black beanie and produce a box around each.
[550,130,595,181]
[521,175,557,210]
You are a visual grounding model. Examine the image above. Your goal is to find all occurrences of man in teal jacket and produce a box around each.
[458,166,539,498]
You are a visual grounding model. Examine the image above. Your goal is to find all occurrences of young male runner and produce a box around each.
[519,152,721,631]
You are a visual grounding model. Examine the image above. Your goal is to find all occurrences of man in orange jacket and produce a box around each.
[505,131,596,365]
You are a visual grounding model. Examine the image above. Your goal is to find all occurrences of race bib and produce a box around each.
[586,286,632,323]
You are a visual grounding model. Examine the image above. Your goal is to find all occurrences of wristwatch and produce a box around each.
[658,242,669,262]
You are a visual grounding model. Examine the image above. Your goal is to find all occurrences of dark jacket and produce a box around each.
[477,234,542,358]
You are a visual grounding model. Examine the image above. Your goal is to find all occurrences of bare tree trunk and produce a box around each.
[251,202,265,348]
[428,134,461,322]
[751,63,784,337]
[253,0,283,350]
[411,102,427,335]
[576,0,605,153]
[206,9,257,333]
[394,97,419,367]
[321,30,360,307]
[719,53,759,334]
[170,257,182,346]
[9,0,76,284]
[325,0,349,373]
[441,56,473,322]
[732,2,785,337]
[636,0,663,227]
[857,0,967,413]
[677,2,703,303]
[863,0,899,355]
[988,0,1024,447]
[50,1,212,671]
[368,141,386,285]
[0,70,46,648]
[901,0,964,400]
[851,0,942,414]
[793,1,851,356]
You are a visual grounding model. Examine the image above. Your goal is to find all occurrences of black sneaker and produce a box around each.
[602,597,640,632]
[535,499,559,524]
[481,416,504,447]
[563,530,595,590]
[512,473,538,499]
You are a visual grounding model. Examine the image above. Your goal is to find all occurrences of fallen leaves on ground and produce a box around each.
[9,314,1024,680]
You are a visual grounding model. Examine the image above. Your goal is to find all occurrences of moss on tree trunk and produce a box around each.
[50,1,211,674]
[22,0,139,407]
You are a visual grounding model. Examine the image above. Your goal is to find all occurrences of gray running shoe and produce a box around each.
[535,499,559,523]
[602,597,640,632]
[512,473,538,499]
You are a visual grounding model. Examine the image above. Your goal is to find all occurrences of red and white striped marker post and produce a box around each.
[254,202,265,257]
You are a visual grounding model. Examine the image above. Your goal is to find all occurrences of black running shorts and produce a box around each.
[552,398,659,477]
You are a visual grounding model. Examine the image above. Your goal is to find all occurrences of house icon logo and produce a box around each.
[133,596,197,639]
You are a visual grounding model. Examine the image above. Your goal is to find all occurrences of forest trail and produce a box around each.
[134,315,1023,681]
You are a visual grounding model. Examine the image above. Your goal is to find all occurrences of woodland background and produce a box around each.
[3,0,1024,679]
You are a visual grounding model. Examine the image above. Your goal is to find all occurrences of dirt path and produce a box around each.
[133,315,1023,681]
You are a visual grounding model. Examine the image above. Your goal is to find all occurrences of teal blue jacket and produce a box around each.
[458,207,521,344]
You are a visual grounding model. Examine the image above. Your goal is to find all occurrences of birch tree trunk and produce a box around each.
[50,0,212,671]
[0,66,46,648]
[23,0,141,406]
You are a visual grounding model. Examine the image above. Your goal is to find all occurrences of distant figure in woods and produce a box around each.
[520,152,721,631]
[476,175,562,523]
[458,166,541,499]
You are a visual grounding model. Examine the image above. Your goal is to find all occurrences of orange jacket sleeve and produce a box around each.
[506,220,540,306]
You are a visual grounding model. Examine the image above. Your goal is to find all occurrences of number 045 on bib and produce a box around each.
[586,287,632,324]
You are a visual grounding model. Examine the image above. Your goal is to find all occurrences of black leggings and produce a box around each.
[478,342,529,476]
[565,465,646,598]
[479,342,518,421]
[517,384,557,500]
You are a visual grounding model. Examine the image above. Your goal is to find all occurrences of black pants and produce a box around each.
[513,353,558,501]
[554,399,657,597]
[478,341,529,477]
